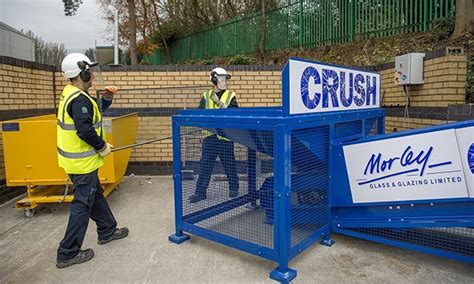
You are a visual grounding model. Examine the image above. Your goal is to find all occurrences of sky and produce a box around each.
[1,0,111,53]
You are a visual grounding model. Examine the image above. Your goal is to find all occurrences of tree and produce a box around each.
[63,0,138,65]
[151,1,171,63]
[452,0,474,38]
[62,0,83,16]
[25,31,67,67]
[160,0,279,35]
[127,0,138,65]
[85,48,96,62]
[258,0,267,58]
[65,0,280,64]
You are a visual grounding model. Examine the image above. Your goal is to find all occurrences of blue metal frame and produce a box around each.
[169,106,385,283]
[331,119,474,206]
[169,116,280,262]
[168,57,473,282]
[169,108,474,281]
[168,120,190,244]
[330,119,474,264]
[270,126,297,283]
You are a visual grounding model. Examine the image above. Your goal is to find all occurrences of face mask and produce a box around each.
[216,76,227,90]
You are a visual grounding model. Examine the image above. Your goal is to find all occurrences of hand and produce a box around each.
[210,93,228,109]
[217,101,228,108]
[98,143,113,157]
[210,93,220,104]
[103,86,119,99]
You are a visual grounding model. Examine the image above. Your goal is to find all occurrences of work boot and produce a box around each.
[189,193,207,203]
[98,227,129,245]
[229,190,239,198]
[56,249,94,269]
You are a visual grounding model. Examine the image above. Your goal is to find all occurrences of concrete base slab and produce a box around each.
[1,176,473,283]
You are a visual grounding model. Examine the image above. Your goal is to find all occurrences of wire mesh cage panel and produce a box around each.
[289,126,330,247]
[334,117,382,140]
[170,108,387,283]
[334,120,362,139]
[342,227,474,259]
[180,126,275,249]
[365,117,380,136]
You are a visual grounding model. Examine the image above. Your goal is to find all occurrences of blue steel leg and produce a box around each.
[322,132,335,248]
[247,148,258,208]
[320,231,335,247]
[270,268,297,284]
[169,121,190,244]
[270,127,297,283]
[168,232,190,244]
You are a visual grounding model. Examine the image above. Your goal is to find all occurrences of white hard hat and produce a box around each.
[210,67,231,79]
[61,53,98,79]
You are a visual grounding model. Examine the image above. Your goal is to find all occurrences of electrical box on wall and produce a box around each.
[394,53,425,85]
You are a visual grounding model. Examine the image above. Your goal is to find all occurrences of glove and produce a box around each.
[103,86,119,99]
[105,86,119,94]
[98,143,113,157]
[210,93,228,109]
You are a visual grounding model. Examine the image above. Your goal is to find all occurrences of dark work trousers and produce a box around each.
[194,135,239,196]
[57,169,117,262]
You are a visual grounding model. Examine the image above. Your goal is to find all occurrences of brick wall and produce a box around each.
[0,50,471,203]
[377,52,469,132]
[0,57,57,203]
[0,60,56,114]
[52,67,283,174]
[96,69,282,108]
[385,117,449,133]
[381,55,467,107]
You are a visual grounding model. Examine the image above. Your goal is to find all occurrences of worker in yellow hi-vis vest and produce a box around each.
[56,53,128,269]
[189,67,239,203]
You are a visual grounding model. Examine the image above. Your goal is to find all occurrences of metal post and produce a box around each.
[270,126,296,283]
[168,120,191,244]
[233,19,237,54]
[114,9,119,65]
[350,0,356,42]
[299,0,304,48]
[429,0,433,28]
[321,124,335,247]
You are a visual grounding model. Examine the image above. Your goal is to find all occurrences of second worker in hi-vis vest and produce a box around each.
[189,67,239,203]
[56,53,128,269]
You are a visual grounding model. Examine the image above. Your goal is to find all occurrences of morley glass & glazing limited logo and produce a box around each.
[357,144,465,190]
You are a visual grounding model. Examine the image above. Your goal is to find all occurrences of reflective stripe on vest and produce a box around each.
[57,119,102,131]
[57,84,104,174]
[202,89,235,141]
[57,147,97,159]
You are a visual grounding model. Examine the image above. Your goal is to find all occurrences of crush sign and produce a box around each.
[288,58,380,114]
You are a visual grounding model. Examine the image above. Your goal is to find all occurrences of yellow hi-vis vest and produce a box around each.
[202,89,235,141]
[57,84,104,174]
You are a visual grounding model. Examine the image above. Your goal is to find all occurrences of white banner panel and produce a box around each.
[343,129,469,203]
[289,59,380,114]
[455,126,474,198]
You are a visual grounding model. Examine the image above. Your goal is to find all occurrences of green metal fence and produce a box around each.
[468,52,474,103]
[152,0,455,64]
